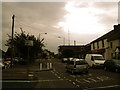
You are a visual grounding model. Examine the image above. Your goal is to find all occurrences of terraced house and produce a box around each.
[90,24,120,60]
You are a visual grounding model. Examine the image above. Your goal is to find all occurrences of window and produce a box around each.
[97,42,99,49]
[102,40,104,47]
[93,43,95,49]
[93,56,104,60]
[110,42,112,48]
[91,56,94,61]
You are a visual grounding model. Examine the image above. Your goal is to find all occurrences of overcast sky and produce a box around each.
[2,1,119,53]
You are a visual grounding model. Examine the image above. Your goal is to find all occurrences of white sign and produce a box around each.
[25,40,33,46]
[115,48,119,53]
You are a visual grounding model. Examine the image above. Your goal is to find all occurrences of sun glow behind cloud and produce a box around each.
[58,1,105,34]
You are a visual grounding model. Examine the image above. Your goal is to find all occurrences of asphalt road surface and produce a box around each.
[2,58,120,89]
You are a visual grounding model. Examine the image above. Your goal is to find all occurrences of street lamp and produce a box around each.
[58,36,65,45]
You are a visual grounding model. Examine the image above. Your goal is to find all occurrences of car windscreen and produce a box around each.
[75,61,87,65]
[93,56,104,60]
[67,61,74,65]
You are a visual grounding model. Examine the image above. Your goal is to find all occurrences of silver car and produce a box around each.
[66,59,89,74]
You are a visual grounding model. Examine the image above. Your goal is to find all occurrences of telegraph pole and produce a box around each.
[68,28,70,45]
[11,15,15,68]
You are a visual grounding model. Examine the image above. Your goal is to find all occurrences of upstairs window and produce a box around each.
[93,43,95,49]
[102,40,104,48]
[97,42,99,49]
[110,42,113,48]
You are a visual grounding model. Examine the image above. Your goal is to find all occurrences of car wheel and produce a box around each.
[66,69,68,72]
[92,65,95,68]
[85,71,89,74]
[71,70,74,74]
[115,68,118,72]
[104,66,107,71]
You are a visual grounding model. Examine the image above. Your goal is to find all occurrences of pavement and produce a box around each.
[1,59,54,89]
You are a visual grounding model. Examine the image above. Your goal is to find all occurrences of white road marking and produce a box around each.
[96,77,104,81]
[87,78,97,82]
[76,85,80,87]
[72,82,76,85]
[82,79,91,83]
[83,85,120,90]
[58,77,61,79]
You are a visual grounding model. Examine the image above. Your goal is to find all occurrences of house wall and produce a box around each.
[90,39,109,59]
[107,39,120,59]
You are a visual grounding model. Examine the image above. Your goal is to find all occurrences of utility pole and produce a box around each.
[68,28,70,45]
[11,14,15,68]
[118,1,120,24]
[74,40,76,46]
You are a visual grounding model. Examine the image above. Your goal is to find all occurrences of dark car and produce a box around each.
[104,59,120,72]
[66,58,89,74]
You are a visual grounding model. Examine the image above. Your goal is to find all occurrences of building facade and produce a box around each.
[58,45,86,59]
[90,24,120,60]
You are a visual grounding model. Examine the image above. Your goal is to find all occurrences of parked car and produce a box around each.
[13,57,20,64]
[3,58,12,68]
[66,59,89,74]
[0,58,5,69]
[104,59,120,72]
[85,54,105,68]
[62,58,68,62]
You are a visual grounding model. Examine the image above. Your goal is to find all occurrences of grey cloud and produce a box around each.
[73,2,91,8]
[2,2,118,53]
[93,2,118,10]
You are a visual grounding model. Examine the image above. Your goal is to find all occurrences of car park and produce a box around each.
[104,59,120,72]
[66,58,89,74]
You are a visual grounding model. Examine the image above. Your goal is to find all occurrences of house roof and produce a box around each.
[90,24,120,43]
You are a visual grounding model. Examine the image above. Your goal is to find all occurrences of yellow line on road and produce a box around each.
[1,79,63,83]
[83,85,120,90]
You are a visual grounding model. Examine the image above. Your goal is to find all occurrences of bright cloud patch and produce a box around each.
[58,1,105,34]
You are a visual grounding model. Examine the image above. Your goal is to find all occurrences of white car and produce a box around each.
[62,58,68,62]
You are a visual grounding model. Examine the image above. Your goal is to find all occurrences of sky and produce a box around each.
[1,0,119,54]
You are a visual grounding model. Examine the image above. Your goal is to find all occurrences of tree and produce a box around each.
[5,29,45,63]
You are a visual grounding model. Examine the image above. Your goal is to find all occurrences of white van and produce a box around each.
[85,54,105,67]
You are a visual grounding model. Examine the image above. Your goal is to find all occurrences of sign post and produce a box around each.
[25,40,33,79]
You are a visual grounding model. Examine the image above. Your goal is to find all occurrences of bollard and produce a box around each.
[49,63,52,69]
[47,63,49,69]
[40,63,42,70]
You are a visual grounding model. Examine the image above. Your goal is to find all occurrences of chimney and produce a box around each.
[114,24,120,30]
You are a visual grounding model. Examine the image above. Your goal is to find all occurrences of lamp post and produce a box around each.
[38,32,47,70]
[11,14,15,68]
[58,36,65,45]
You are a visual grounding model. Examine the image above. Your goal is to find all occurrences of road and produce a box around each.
[2,58,120,89]
[50,58,120,89]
